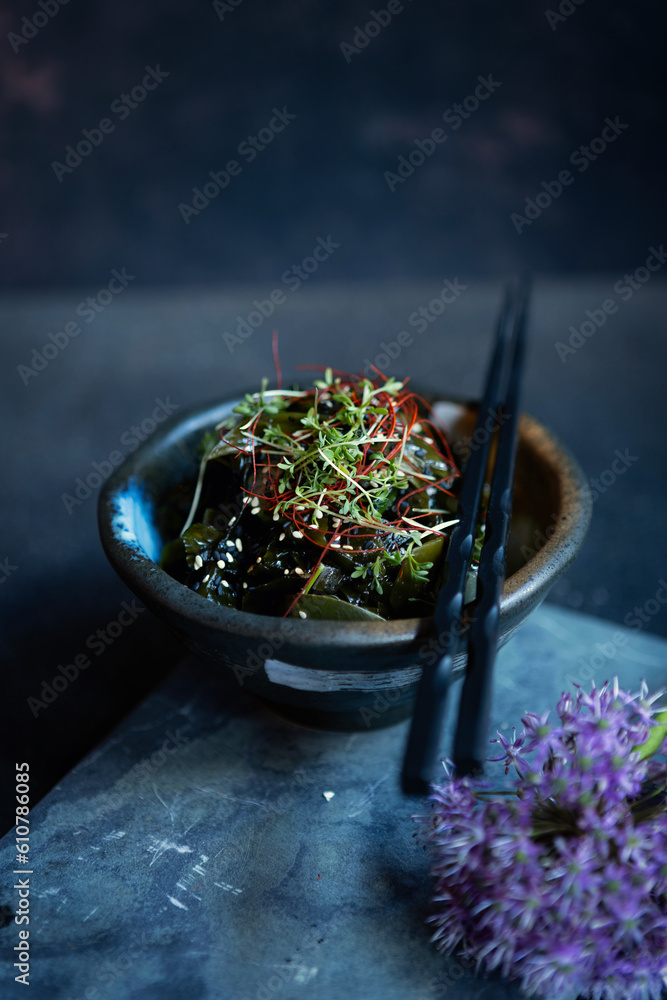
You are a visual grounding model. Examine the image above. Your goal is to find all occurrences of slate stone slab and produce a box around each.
[2,603,667,999]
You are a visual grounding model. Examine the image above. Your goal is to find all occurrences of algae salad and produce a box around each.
[160,369,478,621]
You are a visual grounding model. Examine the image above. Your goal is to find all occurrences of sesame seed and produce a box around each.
[242,497,250,505]
[330,543,341,549]
[250,496,260,507]
[272,512,280,521]
[295,567,305,576]
[343,545,354,551]
[296,505,305,511]
[284,569,289,575]
[314,510,324,519]
[221,579,230,588]
[203,574,210,583]
[194,555,203,570]
[293,531,303,539]
[279,533,285,542]
[243,582,248,589]
[298,611,307,619]
[228,516,237,527]
[226,552,234,563]
[217,560,225,569]
[256,556,262,564]
[235,538,243,552]
[250,507,260,515]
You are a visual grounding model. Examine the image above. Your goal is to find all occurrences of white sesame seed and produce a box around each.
[296,505,305,511]
[298,611,307,619]
[203,574,210,583]
[284,568,289,575]
[293,531,303,539]
[194,555,203,570]
[243,582,248,589]
[235,538,243,552]
[256,556,262,564]
[279,533,285,542]
[250,496,260,507]
[250,507,260,515]
[314,510,324,519]
[242,497,250,505]
[330,543,341,549]
[342,545,354,551]
[217,560,225,569]
[272,512,280,521]
[228,516,236,527]
[295,567,305,576]
[221,579,230,588]
[226,552,234,563]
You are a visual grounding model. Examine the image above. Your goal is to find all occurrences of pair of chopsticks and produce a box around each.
[401,278,530,795]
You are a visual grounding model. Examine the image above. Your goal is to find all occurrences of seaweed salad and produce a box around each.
[161,369,479,621]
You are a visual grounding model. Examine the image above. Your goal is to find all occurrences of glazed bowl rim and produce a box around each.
[98,393,592,649]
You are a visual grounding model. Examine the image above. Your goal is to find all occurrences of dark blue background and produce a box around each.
[1,0,665,286]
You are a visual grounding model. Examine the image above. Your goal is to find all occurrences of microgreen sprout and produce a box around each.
[351,556,388,595]
[404,542,434,584]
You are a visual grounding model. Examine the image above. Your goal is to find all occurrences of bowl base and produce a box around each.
[253,694,413,732]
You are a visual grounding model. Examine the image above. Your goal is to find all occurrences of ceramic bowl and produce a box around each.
[98,395,591,730]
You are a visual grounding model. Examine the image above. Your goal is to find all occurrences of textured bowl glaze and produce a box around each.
[98,396,591,730]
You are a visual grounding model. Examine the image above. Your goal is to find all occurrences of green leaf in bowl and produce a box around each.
[289,594,386,621]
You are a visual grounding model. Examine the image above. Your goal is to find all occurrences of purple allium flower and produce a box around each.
[489,727,533,777]
[420,680,667,1000]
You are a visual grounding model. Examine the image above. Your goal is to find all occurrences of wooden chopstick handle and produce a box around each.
[453,282,529,775]
[401,650,455,795]
[453,461,514,775]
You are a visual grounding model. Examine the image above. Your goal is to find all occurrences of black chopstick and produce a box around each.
[452,280,529,777]
[401,279,529,795]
